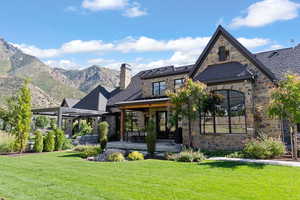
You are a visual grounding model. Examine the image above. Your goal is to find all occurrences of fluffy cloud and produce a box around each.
[81,0,147,18]
[123,2,147,18]
[230,0,300,28]
[82,0,128,11]
[45,59,80,69]
[61,40,114,54]
[13,35,271,60]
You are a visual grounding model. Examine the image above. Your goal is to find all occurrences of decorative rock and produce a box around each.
[95,149,126,162]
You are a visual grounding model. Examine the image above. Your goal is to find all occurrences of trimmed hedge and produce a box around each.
[33,130,43,153]
[44,131,55,152]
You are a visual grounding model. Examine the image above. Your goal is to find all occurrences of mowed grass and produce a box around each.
[1,152,300,200]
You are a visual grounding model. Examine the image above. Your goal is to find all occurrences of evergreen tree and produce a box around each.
[13,80,32,153]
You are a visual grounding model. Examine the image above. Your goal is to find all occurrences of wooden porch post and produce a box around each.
[120,109,125,142]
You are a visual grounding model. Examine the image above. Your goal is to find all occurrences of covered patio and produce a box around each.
[115,98,182,144]
[32,107,106,137]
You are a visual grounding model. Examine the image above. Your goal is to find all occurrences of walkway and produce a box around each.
[210,157,300,167]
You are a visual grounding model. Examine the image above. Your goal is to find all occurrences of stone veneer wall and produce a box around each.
[142,74,188,98]
[182,34,282,150]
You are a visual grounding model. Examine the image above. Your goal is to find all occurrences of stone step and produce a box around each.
[107,141,181,153]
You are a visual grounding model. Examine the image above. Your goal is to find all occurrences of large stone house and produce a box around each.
[66,25,300,150]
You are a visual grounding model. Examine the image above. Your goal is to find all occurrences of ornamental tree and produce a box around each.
[167,78,211,147]
[268,74,300,159]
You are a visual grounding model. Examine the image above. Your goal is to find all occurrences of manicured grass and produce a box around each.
[1,152,300,200]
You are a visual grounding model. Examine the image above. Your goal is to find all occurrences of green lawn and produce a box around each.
[1,152,300,200]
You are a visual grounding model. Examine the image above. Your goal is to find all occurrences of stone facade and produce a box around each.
[142,73,188,98]
[184,34,281,150]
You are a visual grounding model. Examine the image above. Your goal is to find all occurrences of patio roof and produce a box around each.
[32,107,106,128]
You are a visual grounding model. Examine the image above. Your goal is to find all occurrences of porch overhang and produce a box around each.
[115,98,171,109]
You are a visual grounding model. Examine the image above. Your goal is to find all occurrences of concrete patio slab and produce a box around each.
[209,157,300,167]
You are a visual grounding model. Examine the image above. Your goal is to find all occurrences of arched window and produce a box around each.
[200,90,246,134]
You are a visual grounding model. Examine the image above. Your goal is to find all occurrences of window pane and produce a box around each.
[202,112,214,133]
[214,90,230,133]
[160,81,166,95]
[229,91,246,134]
[175,79,184,90]
[153,82,160,96]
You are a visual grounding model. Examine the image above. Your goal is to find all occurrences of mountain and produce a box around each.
[0,38,120,108]
[54,65,120,93]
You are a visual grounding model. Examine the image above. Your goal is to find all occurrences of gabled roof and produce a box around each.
[255,45,300,79]
[189,25,277,81]
[194,62,253,84]
[61,98,79,108]
[73,85,111,111]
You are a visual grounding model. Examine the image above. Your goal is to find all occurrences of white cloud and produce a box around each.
[11,43,59,58]
[237,37,270,49]
[45,59,79,69]
[82,0,128,11]
[123,2,147,18]
[13,35,270,60]
[61,40,114,54]
[81,0,147,18]
[230,0,300,28]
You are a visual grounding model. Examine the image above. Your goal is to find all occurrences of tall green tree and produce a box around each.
[13,80,32,153]
[268,74,300,159]
[167,79,210,147]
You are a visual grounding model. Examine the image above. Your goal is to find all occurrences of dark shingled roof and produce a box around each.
[141,65,194,79]
[107,64,193,106]
[255,45,300,79]
[73,85,111,111]
[194,62,253,84]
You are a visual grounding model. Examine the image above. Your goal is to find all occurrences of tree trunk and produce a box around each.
[187,102,192,148]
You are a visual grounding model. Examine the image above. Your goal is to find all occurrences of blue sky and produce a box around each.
[1,0,300,73]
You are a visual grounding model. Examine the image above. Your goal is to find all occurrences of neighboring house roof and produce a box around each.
[255,45,300,80]
[61,98,80,108]
[141,64,194,79]
[194,62,253,84]
[73,85,111,111]
[189,25,277,82]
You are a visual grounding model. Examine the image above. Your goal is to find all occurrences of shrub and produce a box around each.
[226,151,244,158]
[168,149,206,162]
[33,130,43,153]
[35,116,50,129]
[73,145,101,158]
[50,118,57,129]
[145,119,156,155]
[73,120,92,138]
[54,128,65,151]
[0,131,15,153]
[128,151,144,161]
[99,121,109,150]
[43,131,55,152]
[164,152,178,161]
[107,152,125,162]
[243,137,285,159]
[62,138,73,150]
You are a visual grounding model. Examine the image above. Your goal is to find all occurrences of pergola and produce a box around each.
[32,107,106,129]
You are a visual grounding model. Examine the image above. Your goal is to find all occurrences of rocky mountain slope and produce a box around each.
[54,65,119,93]
[0,38,119,108]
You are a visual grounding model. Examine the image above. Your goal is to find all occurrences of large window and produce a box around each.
[152,81,166,96]
[174,78,185,91]
[201,90,246,134]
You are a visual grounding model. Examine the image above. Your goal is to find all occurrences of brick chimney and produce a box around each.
[119,63,131,90]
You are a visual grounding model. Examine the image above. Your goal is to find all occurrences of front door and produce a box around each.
[156,111,168,139]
